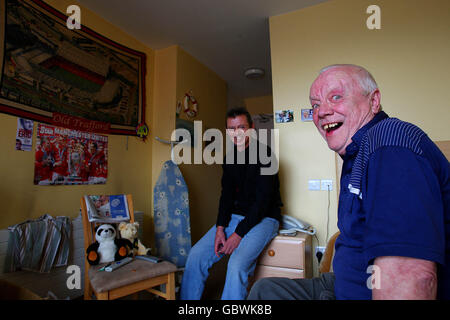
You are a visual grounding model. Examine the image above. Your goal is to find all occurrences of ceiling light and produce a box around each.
[244,67,265,80]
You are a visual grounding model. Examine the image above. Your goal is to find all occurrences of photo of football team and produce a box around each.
[34,124,108,185]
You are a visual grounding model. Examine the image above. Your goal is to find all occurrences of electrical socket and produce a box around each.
[321,179,333,191]
[315,246,326,256]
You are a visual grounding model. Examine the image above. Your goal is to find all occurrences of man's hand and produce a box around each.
[214,226,226,257]
[220,232,242,255]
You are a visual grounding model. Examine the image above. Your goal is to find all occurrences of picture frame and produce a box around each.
[301,108,313,122]
[0,0,147,135]
[275,109,294,123]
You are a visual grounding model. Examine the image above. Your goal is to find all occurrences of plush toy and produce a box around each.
[86,224,133,265]
[118,221,151,256]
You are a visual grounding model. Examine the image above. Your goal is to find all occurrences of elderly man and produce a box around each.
[248,64,449,300]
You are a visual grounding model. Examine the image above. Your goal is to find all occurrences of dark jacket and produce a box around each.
[216,142,283,237]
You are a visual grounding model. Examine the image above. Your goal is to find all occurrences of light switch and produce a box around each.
[308,179,321,191]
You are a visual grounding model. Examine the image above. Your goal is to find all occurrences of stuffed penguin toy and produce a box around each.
[86,224,133,265]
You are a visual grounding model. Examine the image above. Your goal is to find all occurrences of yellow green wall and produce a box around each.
[149,45,227,244]
[244,95,273,115]
[176,48,228,243]
[0,0,155,239]
[0,2,228,250]
[269,0,450,275]
[150,46,178,246]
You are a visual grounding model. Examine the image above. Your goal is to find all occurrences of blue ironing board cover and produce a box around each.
[154,160,191,267]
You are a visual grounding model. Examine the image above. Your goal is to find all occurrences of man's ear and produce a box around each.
[370,89,381,114]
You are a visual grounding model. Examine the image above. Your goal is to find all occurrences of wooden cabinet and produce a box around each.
[252,233,312,281]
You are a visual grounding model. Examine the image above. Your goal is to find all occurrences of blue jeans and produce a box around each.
[180,214,279,300]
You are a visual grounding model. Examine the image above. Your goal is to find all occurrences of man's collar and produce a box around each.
[344,111,389,157]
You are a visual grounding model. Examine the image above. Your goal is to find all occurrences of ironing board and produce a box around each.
[153,160,191,267]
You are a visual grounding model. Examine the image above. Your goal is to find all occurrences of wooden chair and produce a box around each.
[319,231,340,274]
[80,194,177,300]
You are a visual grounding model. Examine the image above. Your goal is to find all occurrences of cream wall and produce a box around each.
[149,46,178,247]
[244,95,273,115]
[269,0,450,275]
[0,0,156,240]
[145,45,228,245]
[0,0,228,250]
[176,47,228,243]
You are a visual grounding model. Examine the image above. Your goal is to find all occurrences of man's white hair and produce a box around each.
[319,64,378,96]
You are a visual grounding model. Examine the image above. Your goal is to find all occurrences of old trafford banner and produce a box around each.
[0,0,146,135]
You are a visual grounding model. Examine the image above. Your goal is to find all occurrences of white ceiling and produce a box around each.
[77,0,327,107]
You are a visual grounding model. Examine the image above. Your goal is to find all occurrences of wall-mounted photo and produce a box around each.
[34,123,108,185]
[275,109,294,123]
[301,108,313,122]
[15,117,33,151]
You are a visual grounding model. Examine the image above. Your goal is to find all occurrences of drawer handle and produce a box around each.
[268,249,275,257]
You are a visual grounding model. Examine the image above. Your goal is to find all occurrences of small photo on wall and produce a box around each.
[301,109,314,122]
[16,118,34,151]
[275,110,294,123]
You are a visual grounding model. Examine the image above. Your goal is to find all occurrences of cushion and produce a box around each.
[88,259,177,293]
[0,279,43,300]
